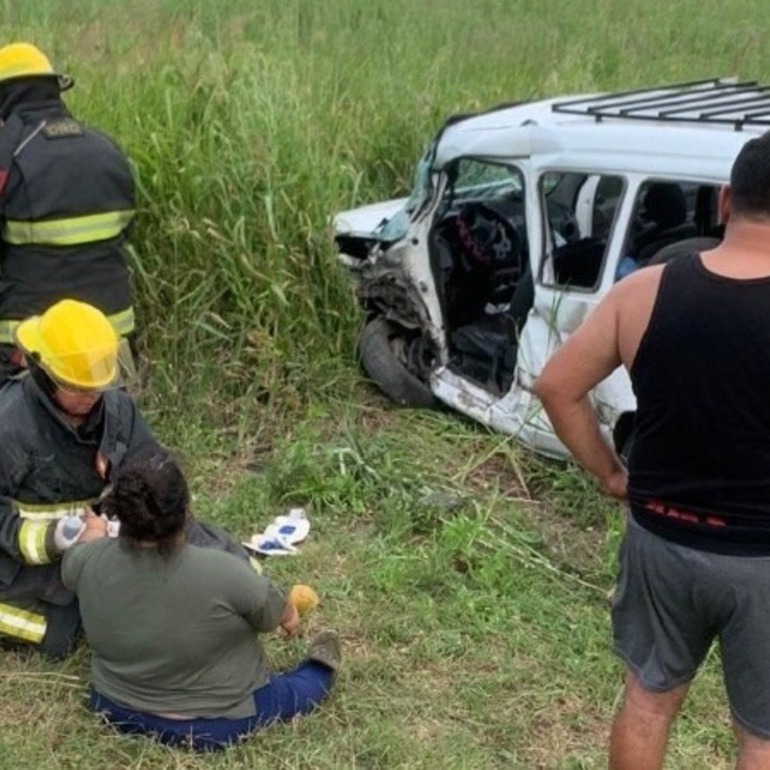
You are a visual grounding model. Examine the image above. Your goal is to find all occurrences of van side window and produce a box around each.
[622,180,722,272]
[539,172,624,291]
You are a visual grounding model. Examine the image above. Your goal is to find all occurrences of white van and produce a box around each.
[334,79,769,459]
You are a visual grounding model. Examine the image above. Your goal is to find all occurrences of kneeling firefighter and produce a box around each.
[0,299,154,657]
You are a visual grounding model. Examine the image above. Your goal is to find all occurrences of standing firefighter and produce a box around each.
[0,42,136,383]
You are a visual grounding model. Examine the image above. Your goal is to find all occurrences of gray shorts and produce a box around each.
[612,517,770,738]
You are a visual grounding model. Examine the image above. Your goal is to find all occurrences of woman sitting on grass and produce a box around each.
[62,448,341,752]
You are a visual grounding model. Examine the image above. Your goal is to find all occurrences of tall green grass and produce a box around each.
[4,0,768,422]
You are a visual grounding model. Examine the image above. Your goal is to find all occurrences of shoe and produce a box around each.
[242,508,310,556]
[273,507,310,545]
[307,630,342,673]
[243,525,298,556]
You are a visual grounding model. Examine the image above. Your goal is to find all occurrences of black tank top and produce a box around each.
[628,253,770,554]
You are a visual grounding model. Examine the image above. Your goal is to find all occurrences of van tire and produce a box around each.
[358,317,436,408]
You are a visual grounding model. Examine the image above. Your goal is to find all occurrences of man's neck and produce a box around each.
[702,221,770,278]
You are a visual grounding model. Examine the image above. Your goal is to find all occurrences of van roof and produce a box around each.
[433,79,769,180]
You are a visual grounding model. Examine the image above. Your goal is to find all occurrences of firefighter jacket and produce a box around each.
[0,97,136,344]
[0,375,156,643]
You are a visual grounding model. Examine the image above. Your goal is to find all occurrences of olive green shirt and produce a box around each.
[62,538,286,718]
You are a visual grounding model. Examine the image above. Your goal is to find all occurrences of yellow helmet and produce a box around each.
[15,299,119,390]
[0,42,73,91]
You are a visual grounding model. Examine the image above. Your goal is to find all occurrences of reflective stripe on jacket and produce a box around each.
[0,603,46,643]
[4,210,135,246]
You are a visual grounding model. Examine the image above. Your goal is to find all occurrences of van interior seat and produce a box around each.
[633,182,698,263]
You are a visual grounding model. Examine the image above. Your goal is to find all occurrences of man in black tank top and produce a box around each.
[534,132,770,769]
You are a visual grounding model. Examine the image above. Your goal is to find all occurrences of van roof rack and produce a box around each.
[552,78,770,130]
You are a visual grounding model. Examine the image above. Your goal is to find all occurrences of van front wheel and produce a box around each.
[358,317,436,408]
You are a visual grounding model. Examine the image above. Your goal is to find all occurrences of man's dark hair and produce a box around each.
[102,448,189,556]
[729,131,770,219]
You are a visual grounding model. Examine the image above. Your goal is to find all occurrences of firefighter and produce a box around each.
[0,300,260,658]
[0,42,137,384]
[0,300,151,657]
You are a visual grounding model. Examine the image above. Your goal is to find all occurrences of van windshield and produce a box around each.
[379,153,432,241]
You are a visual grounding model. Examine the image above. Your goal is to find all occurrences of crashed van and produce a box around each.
[334,79,769,460]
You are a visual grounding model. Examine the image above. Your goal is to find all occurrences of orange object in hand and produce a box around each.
[289,584,319,615]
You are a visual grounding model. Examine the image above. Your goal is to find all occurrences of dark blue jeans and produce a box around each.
[90,660,335,752]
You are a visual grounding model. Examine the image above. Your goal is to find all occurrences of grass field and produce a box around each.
[0,1,766,767]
